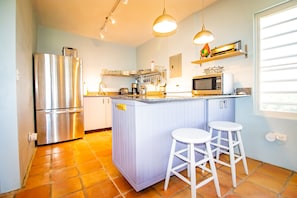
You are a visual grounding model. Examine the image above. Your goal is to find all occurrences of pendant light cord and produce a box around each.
[201,0,205,25]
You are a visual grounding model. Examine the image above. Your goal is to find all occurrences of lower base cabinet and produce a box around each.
[83,97,112,131]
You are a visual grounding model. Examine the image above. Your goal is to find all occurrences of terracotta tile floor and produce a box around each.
[1,130,296,198]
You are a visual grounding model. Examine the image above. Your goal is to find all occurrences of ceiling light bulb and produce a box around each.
[153,9,177,34]
[121,0,128,5]
[109,16,116,24]
[100,32,105,39]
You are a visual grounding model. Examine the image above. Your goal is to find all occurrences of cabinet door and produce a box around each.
[97,97,107,128]
[83,97,105,131]
[207,98,235,122]
[104,97,112,128]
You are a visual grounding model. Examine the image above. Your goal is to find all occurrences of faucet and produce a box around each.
[98,81,106,95]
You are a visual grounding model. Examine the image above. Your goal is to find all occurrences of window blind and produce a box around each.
[256,2,297,118]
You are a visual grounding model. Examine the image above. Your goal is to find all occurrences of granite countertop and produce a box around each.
[84,91,250,103]
[111,94,250,103]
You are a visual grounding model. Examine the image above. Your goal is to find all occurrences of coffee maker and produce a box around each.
[132,83,138,95]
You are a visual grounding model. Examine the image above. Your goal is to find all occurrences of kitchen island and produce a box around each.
[111,94,246,191]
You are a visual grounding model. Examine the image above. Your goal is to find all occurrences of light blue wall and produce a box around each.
[0,0,36,193]
[137,0,297,171]
[0,0,21,193]
[16,0,37,185]
[37,26,137,92]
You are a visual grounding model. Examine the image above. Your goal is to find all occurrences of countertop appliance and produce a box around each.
[131,83,138,95]
[33,53,84,145]
[119,88,129,95]
[211,40,241,57]
[192,73,233,95]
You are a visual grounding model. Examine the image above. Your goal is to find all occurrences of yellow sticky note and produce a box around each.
[116,104,127,111]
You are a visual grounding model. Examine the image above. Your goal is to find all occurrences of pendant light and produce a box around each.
[193,24,214,44]
[193,0,214,44]
[152,0,177,34]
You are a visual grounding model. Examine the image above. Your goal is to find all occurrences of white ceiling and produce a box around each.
[32,0,217,47]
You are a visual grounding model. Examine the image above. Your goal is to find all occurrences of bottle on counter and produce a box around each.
[83,82,88,95]
[151,61,155,72]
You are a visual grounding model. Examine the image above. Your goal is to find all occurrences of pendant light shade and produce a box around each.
[153,0,177,34]
[193,24,214,44]
[193,0,214,44]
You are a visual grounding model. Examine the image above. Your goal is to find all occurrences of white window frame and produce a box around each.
[254,0,297,120]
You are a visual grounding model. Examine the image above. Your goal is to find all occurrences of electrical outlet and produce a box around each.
[28,133,37,142]
[275,133,287,142]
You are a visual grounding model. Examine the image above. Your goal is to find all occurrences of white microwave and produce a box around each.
[192,73,234,95]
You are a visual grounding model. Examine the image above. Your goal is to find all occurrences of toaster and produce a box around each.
[119,88,129,95]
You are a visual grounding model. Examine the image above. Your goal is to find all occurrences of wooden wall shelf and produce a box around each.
[192,45,248,65]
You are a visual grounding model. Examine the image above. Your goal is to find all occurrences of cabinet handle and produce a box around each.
[219,100,228,109]
[224,100,227,108]
[219,100,224,109]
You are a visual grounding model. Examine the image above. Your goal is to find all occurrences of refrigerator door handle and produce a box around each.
[55,110,69,114]
[68,108,83,113]
[42,108,83,114]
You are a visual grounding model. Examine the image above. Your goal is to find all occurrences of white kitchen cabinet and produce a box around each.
[105,97,112,128]
[83,97,112,131]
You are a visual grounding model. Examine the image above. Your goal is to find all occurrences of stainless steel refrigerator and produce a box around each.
[33,53,84,145]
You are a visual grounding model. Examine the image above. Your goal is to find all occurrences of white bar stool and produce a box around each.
[164,128,221,198]
[208,121,248,188]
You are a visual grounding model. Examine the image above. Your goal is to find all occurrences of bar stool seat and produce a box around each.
[208,121,249,188]
[164,128,221,198]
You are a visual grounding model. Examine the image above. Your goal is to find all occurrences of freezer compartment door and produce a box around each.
[36,108,84,145]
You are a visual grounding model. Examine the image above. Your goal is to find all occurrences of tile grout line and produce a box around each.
[277,170,295,198]
[243,161,294,197]
[216,157,263,197]
[72,139,89,198]
[84,131,126,198]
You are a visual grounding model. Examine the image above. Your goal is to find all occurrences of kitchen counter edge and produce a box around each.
[110,94,250,103]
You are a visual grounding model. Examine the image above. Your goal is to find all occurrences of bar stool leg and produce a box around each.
[237,130,249,175]
[216,130,222,160]
[164,139,177,190]
[206,142,221,197]
[190,143,196,198]
[187,144,191,178]
[228,130,237,188]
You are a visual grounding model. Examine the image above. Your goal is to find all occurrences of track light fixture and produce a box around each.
[99,0,127,40]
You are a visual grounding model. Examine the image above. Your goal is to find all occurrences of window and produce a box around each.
[255,1,297,120]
